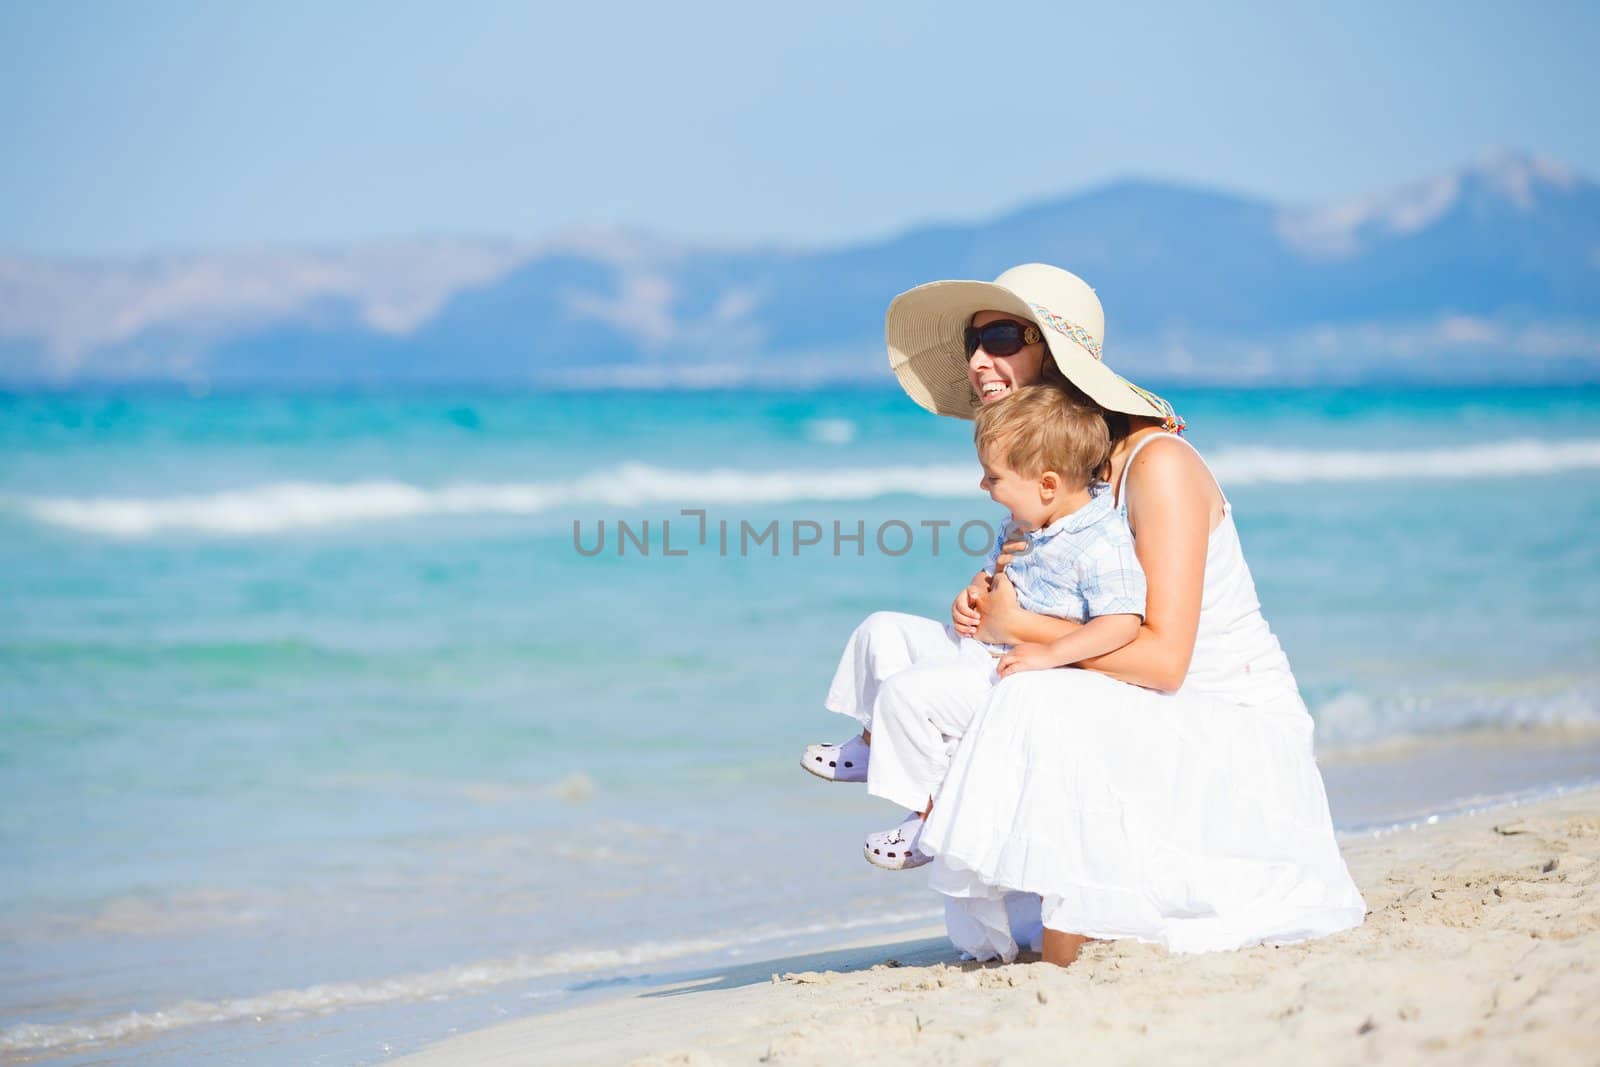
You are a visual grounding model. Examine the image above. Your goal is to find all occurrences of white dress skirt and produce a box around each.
[919,435,1367,960]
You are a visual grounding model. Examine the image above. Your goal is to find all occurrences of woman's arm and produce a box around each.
[1076,446,1209,690]
[975,439,1213,691]
[995,613,1142,677]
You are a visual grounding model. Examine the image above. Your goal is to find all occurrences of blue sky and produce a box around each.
[2,0,1596,257]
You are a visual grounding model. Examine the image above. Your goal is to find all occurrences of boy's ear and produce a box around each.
[1039,470,1061,499]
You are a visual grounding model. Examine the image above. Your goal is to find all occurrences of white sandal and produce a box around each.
[800,734,869,783]
[864,813,931,870]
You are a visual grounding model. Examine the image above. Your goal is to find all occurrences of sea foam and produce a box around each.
[14,437,1600,537]
[0,906,939,1055]
[1311,684,1600,749]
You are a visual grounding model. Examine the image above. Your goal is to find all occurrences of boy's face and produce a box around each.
[978,446,1055,531]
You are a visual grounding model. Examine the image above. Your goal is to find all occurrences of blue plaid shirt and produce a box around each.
[982,485,1146,653]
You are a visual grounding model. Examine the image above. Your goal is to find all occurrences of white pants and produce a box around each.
[823,611,1000,813]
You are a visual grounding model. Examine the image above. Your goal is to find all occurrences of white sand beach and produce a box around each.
[394,787,1600,1066]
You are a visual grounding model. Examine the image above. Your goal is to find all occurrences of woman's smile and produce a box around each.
[967,309,1047,405]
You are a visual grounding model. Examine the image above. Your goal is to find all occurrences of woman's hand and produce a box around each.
[973,571,1020,645]
[975,570,1081,648]
[951,571,990,637]
[997,641,1061,677]
[992,531,1029,571]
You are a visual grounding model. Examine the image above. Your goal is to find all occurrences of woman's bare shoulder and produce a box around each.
[1127,433,1209,483]
[1125,435,1224,525]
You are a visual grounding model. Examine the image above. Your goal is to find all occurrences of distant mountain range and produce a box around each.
[3,150,1597,387]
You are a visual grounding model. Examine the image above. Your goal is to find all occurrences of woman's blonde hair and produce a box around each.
[973,385,1110,488]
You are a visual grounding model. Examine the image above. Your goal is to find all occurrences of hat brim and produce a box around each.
[885,278,1170,422]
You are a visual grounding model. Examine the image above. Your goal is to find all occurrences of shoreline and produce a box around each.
[4,736,1598,1065]
[393,785,1600,1066]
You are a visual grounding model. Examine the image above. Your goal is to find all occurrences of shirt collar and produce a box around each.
[1022,483,1114,544]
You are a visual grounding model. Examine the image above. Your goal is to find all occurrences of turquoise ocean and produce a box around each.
[3,385,1600,1064]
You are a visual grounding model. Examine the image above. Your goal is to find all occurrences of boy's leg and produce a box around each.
[864,651,996,813]
[822,612,963,730]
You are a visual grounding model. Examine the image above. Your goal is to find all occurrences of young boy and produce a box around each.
[802,385,1147,869]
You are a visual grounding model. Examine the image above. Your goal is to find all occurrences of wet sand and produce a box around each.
[393,787,1600,1066]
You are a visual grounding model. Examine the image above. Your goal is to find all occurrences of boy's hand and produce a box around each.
[951,573,989,636]
[997,641,1061,677]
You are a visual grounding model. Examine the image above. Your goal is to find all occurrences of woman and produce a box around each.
[886,263,1366,965]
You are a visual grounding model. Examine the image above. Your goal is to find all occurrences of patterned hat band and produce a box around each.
[1029,302,1103,361]
[1120,377,1188,435]
[1028,300,1186,433]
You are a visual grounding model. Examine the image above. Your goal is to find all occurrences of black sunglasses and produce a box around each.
[963,320,1043,359]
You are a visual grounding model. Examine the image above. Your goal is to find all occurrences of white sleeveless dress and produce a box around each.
[920,433,1366,959]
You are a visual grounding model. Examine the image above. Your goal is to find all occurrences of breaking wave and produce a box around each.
[14,438,1600,537]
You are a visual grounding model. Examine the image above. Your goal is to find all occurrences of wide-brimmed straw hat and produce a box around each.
[886,263,1180,426]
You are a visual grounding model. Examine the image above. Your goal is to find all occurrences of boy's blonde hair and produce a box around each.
[973,385,1110,487]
